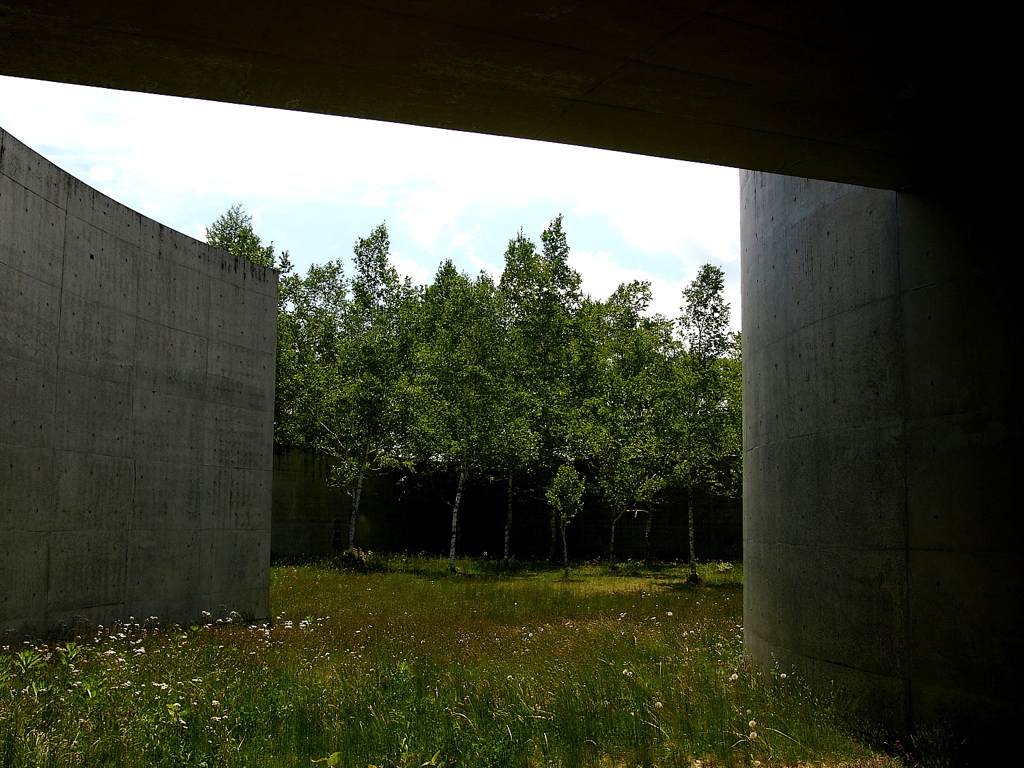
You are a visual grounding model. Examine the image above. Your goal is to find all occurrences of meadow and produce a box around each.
[0,557,902,767]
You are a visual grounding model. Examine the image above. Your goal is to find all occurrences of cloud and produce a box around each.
[569,249,688,321]
[389,252,432,288]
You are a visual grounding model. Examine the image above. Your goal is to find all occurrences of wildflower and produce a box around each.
[749,719,757,728]
[749,731,758,740]
[730,673,739,681]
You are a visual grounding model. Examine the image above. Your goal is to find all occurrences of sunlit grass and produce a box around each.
[0,558,900,767]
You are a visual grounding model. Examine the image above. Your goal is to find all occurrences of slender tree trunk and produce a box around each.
[687,492,701,582]
[504,469,513,560]
[448,469,467,573]
[609,509,626,566]
[644,510,653,562]
[548,510,558,561]
[348,464,364,552]
[561,518,570,577]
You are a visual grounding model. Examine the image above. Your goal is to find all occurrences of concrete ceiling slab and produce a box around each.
[0,1,990,190]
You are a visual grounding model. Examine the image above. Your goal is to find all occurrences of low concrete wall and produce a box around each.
[1,127,276,634]
[742,171,1021,753]
[271,444,741,562]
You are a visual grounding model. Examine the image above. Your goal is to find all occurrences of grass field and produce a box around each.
[0,557,903,767]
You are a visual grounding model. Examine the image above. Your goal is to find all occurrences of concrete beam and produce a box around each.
[0,1,993,190]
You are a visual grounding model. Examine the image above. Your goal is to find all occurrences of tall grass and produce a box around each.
[0,558,897,767]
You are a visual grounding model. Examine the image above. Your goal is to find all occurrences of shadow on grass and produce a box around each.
[657,579,743,592]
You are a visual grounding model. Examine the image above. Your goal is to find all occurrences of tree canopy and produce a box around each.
[212,206,741,564]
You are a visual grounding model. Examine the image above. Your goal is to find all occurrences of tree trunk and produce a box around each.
[561,517,570,577]
[687,492,701,582]
[609,509,626,566]
[448,469,467,572]
[548,510,558,561]
[643,509,653,561]
[504,469,513,560]
[348,464,364,552]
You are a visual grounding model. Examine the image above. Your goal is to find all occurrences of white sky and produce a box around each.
[0,74,741,330]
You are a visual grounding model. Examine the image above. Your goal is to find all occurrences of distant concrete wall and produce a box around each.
[271,445,405,559]
[742,172,1021,750]
[0,127,276,634]
[272,445,345,558]
[272,444,741,561]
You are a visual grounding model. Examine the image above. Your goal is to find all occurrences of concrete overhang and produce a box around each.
[0,1,988,191]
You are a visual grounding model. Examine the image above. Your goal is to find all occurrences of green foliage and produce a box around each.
[206,203,281,268]
[564,281,675,564]
[406,261,536,568]
[546,463,585,571]
[498,216,584,472]
[217,205,744,563]
[408,262,515,473]
[679,263,730,363]
[666,265,743,496]
[546,464,584,522]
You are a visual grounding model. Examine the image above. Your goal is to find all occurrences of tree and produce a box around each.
[666,264,742,582]
[270,221,415,553]
[407,262,530,571]
[206,203,281,268]
[678,264,731,362]
[546,463,585,575]
[331,223,416,551]
[577,281,675,563]
[498,216,585,559]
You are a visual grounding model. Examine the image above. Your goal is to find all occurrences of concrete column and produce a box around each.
[741,171,1021,759]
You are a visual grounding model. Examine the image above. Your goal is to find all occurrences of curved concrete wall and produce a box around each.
[1,127,276,633]
[742,171,1021,751]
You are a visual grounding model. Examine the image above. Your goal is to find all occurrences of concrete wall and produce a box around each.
[1,127,276,634]
[272,444,741,562]
[742,171,1021,754]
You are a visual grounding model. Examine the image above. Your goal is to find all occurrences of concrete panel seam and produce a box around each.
[749,294,899,350]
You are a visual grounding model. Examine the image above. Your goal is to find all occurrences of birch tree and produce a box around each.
[498,216,585,558]
[666,264,742,582]
[408,262,530,571]
[579,281,675,563]
[546,463,585,575]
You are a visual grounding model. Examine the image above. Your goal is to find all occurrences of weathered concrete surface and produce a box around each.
[0,1,995,191]
[742,171,1021,757]
[1,127,276,633]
